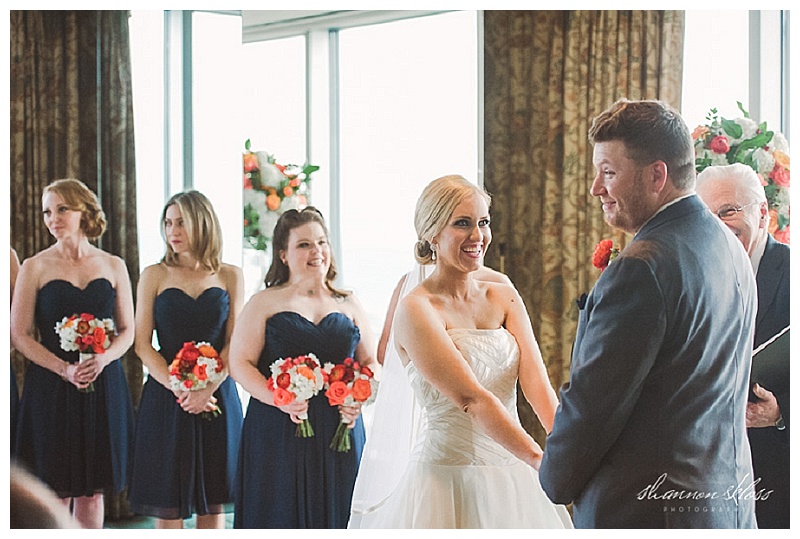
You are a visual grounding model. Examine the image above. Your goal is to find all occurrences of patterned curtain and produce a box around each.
[9,10,140,520]
[483,10,684,442]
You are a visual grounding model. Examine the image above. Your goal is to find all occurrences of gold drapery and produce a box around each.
[483,10,684,442]
[10,10,140,520]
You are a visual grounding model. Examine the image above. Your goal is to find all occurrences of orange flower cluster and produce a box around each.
[168,341,225,419]
[322,358,377,452]
[243,139,319,250]
[266,354,325,437]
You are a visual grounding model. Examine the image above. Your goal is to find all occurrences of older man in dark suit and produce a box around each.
[696,163,790,529]
[539,99,758,528]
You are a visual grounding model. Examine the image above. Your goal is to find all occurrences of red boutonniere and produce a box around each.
[592,239,620,272]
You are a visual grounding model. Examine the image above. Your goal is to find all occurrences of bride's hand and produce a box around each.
[339,403,362,428]
[528,441,544,471]
[278,400,309,424]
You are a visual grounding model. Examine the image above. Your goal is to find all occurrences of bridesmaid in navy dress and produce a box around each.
[10,179,136,529]
[229,207,379,528]
[128,190,244,529]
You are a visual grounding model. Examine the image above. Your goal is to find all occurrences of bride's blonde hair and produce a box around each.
[413,175,491,265]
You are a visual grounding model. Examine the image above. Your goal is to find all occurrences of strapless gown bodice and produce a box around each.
[351,327,573,529]
[154,286,229,360]
[407,328,521,466]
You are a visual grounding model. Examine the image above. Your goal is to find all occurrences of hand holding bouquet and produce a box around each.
[266,353,325,437]
[168,341,226,420]
[323,358,378,452]
[54,312,115,392]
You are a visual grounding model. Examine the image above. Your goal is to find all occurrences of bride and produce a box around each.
[349,175,572,528]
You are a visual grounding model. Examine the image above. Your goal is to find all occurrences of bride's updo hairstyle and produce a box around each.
[413,175,491,265]
[265,206,350,298]
[42,178,107,240]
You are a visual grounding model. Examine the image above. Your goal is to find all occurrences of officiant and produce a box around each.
[696,163,790,529]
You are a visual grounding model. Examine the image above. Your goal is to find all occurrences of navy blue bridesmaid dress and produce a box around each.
[128,287,243,520]
[14,278,134,497]
[234,311,365,529]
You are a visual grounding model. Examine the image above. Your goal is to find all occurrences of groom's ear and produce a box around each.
[647,160,668,194]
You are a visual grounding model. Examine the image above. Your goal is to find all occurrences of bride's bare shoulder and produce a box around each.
[475,265,514,287]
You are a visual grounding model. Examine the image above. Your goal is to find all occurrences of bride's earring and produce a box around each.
[431,244,437,262]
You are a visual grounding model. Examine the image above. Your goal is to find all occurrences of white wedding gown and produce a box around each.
[351,327,573,528]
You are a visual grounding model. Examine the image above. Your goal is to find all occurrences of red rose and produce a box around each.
[709,135,730,154]
[351,378,372,402]
[273,387,295,407]
[80,334,95,351]
[328,364,346,383]
[80,313,95,322]
[360,366,374,379]
[769,164,790,188]
[179,342,200,363]
[276,372,291,389]
[592,239,613,270]
[193,362,208,381]
[326,381,350,406]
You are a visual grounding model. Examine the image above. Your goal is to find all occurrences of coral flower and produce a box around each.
[266,194,281,211]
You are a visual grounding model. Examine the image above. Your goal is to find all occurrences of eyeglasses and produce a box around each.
[713,201,759,220]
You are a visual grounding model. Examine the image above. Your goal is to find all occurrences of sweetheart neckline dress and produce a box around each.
[14,278,134,497]
[127,286,243,520]
[350,327,573,529]
[234,311,364,529]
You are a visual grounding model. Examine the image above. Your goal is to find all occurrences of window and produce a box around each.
[131,9,790,335]
[681,10,786,134]
[337,12,479,332]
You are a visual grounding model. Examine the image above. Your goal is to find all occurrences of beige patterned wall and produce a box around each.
[483,10,684,442]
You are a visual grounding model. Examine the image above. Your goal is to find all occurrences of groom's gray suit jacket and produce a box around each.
[540,195,758,528]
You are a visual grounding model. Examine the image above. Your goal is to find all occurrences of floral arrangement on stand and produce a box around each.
[243,139,319,251]
[693,102,790,244]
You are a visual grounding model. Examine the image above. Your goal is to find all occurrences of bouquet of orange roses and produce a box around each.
[54,312,115,392]
[322,358,378,452]
[168,341,226,420]
[266,354,325,437]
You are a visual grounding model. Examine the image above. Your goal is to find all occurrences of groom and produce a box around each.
[539,99,758,528]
